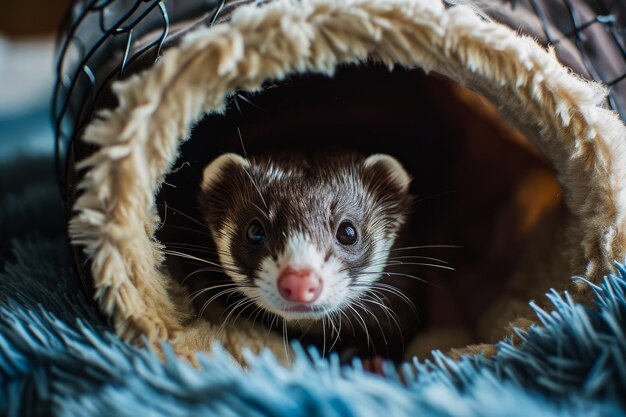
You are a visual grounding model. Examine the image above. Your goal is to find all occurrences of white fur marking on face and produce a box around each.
[357,234,391,285]
[254,233,351,320]
[214,219,247,282]
[364,153,411,192]
[201,153,249,192]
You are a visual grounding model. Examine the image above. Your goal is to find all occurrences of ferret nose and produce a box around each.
[277,267,323,303]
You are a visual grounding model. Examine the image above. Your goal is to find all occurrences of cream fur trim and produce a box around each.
[69,0,626,357]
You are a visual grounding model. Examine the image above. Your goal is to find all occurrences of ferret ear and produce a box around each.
[363,154,411,193]
[201,153,249,192]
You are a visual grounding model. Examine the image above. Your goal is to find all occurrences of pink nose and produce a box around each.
[277,267,323,303]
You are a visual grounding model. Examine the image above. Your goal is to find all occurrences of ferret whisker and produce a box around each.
[182,268,233,284]
[364,245,459,261]
[231,297,258,324]
[354,282,417,317]
[234,93,263,111]
[262,310,270,338]
[366,283,418,316]
[164,242,212,250]
[163,249,223,266]
[381,271,439,287]
[165,244,234,259]
[361,257,451,269]
[360,292,397,320]
[171,258,241,273]
[163,245,240,267]
[413,189,457,206]
[389,244,462,251]
[156,203,209,229]
[353,299,388,350]
[166,245,214,256]
[362,294,405,347]
[217,297,256,338]
[161,224,212,236]
[361,259,452,271]
[282,318,290,362]
[322,316,327,356]
[269,313,279,331]
[183,266,226,275]
[326,310,340,340]
[186,282,235,303]
[262,310,274,342]
[181,258,241,273]
[265,313,281,351]
[339,309,357,337]
[198,287,243,318]
[224,287,242,305]
[361,288,392,310]
[363,292,396,330]
[250,304,264,329]
[248,201,272,223]
[197,287,241,316]
[294,317,318,339]
[219,297,254,329]
[183,260,242,274]
[386,255,450,264]
[353,270,434,287]
[384,262,455,271]
[346,304,372,353]
[233,298,259,326]
[327,311,342,353]
[175,259,243,276]
[358,293,395,336]
[186,282,239,304]
[370,295,406,353]
[164,249,243,273]
[337,310,343,336]
[237,127,248,157]
[242,166,271,214]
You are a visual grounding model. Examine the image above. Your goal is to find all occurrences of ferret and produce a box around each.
[195,151,418,365]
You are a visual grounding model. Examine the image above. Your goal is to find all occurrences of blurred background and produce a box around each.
[0,0,68,162]
[0,1,70,259]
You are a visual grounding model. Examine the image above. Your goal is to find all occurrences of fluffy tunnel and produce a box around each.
[55,0,626,365]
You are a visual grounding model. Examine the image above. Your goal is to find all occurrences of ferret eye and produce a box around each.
[336,221,358,245]
[246,221,267,245]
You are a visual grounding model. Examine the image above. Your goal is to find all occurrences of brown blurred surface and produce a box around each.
[0,0,69,38]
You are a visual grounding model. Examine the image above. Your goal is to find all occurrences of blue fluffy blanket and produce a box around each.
[1,109,626,417]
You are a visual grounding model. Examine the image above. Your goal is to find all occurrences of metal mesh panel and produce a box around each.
[52,0,229,200]
[52,0,626,200]
[508,0,626,115]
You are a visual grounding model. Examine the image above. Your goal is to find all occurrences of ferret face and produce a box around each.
[198,152,412,321]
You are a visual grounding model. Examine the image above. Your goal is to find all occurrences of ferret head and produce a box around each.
[198,152,412,320]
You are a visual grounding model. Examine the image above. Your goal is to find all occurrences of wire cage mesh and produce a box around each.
[52,0,626,204]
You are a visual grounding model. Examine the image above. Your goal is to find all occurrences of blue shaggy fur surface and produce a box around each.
[1,123,626,417]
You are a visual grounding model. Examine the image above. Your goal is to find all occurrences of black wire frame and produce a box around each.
[52,0,626,201]
[519,0,626,115]
[52,0,230,202]
[54,0,164,201]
